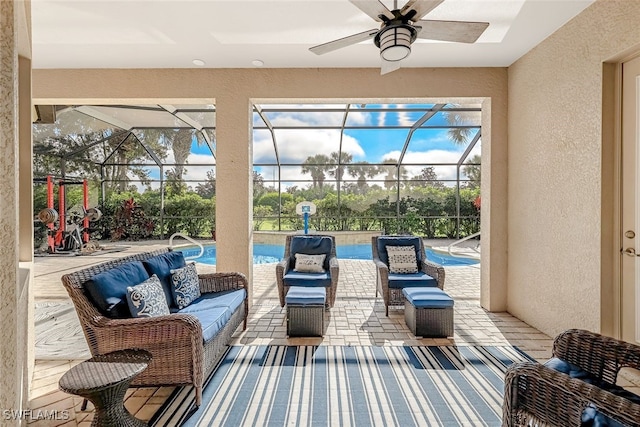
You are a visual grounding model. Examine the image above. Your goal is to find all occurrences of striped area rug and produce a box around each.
[151,345,531,427]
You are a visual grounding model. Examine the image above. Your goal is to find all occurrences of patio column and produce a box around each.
[215,93,253,304]
[0,0,25,420]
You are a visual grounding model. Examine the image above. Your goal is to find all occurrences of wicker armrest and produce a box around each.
[94,313,202,338]
[504,361,640,427]
[198,272,248,294]
[328,256,339,276]
[373,258,388,271]
[421,260,445,289]
[553,329,640,384]
[276,258,290,276]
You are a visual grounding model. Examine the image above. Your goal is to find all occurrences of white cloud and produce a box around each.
[254,129,365,164]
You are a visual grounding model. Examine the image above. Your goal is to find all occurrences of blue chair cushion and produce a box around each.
[142,251,186,308]
[376,236,423,267]
[289,235,333,270]
[388,272,437,289]
[85,261,150,318]
[285,286,326,305]
[283,271,331,288]
[403,287,454,308]
[544,357,640,427]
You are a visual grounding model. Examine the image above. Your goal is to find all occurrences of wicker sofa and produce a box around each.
[61,248,248,406]
[372,235,445,316]
[503,329,640,426]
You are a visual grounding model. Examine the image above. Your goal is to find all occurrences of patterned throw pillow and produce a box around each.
[386,245,419,274]
[126,274,171,318]
[170,263,201,309]
[293,253,327,273]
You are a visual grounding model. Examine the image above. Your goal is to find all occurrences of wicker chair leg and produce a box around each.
[196,385,202,407]
[81,398,88,411]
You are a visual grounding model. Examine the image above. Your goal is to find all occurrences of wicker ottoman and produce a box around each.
[403,287,454,338]
[285,286,326,337]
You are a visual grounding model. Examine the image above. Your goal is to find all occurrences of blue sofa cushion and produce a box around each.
[403,287,454,308]
[178,289,246,342]
[126,274,171,318]
[85,261,150,318]
[388,272,437,289]
[185,307,231,343]
[283,271,332,288]
[376,236,423,268]
[544,357,640,426]
[285,286,326,305]
[179,289,246,315]
[289,235,333,270]
[142,251,186,308]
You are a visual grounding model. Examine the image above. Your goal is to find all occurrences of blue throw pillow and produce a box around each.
[170,263,201,309]
[126,274,171,318]
[142,251,186,308]
[84,261,150,318]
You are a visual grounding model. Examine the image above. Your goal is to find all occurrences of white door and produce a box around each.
[621,55,640,344]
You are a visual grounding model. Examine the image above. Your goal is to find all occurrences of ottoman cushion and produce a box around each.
[285,286,326,305]
[403,287,454,308]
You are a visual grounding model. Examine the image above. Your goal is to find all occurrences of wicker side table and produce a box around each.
[59,349,152,427]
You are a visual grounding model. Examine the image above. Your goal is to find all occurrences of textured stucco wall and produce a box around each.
[0,0,23,422]
[32,67,509,310]
[508,0,640,337]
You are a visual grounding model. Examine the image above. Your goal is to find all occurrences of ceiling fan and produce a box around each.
[309,0,489,75]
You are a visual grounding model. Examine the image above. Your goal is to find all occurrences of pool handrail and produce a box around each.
[447,232,481,259]
[169,232,204,261]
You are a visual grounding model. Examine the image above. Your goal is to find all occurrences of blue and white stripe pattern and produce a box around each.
[151,345,531,427]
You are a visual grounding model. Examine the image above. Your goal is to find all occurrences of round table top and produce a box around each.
[59,349,152,393]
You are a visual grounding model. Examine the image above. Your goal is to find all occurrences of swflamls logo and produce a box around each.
[2,409,70,421]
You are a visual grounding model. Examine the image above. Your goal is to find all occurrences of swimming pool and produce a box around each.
[178,243,479,266]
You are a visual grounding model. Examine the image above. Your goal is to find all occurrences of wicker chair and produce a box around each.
[503,329,640,426]
[61,248,248,406]
[275,234,339,308]
[372,235,445,316]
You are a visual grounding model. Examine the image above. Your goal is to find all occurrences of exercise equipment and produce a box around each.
[35,175,101,254]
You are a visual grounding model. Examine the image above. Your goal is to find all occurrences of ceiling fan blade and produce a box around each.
[381,58,402,75]
[415,20,489,43]
[400,0,444,21]
[349,0,394,22]
[309,28,378,55]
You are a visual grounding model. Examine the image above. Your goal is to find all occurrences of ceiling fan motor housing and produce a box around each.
[375,23,418,61]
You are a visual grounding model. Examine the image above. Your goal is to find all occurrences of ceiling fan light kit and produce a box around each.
[309,0,489,74]
[376,25,416,61]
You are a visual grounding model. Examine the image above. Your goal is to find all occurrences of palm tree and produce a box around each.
[301,154,330,189]
[140,128,206,191]
[328,151,353,193]
[348,161,379,194]
[442,104,480,145]
[382,157,409,191]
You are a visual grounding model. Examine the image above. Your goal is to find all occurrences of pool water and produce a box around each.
[178,243,479,266]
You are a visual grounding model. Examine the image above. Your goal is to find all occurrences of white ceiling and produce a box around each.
[32,0,594,70]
